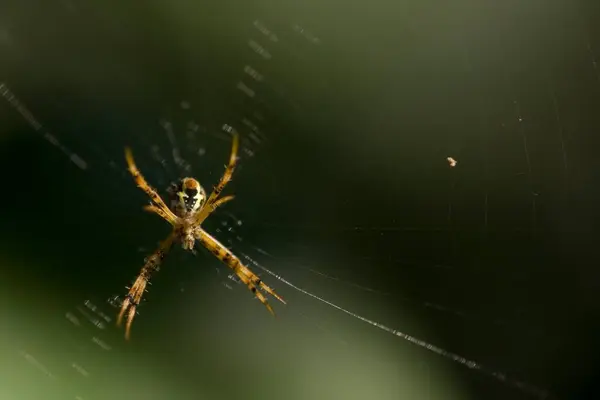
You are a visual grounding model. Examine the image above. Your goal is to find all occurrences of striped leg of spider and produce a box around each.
[193,134,239,225]
[194,227,285,315]
[117,232,176,340]
[143,204,179,225]
[124,147,178,225]
[210,195,235,210]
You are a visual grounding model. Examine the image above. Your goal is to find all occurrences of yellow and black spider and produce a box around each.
[117,134,285,339]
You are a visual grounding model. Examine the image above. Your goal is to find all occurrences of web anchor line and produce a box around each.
[241,253,552,399]
[0,82,88,170]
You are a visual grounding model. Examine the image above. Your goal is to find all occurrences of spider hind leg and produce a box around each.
[194,227,285,315]
[117,232,176,340]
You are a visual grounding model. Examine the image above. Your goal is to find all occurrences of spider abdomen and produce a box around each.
[168,178,206,218]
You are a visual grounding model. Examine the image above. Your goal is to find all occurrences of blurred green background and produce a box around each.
[0,1,599,399]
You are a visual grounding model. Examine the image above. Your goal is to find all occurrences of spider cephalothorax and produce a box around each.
[118,134,285,340]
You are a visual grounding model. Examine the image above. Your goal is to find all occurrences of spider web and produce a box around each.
[0,84,552,400]
[3,9,594,400]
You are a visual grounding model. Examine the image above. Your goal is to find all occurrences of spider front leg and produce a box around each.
[194,227,285,314]
[125,147,178,225]
[193,134,239,226]
[117,232,176,340]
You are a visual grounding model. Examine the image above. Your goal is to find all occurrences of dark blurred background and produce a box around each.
[0,1,599,399]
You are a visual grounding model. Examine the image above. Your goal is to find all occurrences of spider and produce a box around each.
[117,134,285,339]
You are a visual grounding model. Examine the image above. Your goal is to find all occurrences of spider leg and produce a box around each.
[210,195,235,211]
[124,147,178,225]
[143,204,178,224]
[193,134,239,225]
[194,227,285,314]
[117,232,176,340]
